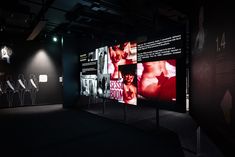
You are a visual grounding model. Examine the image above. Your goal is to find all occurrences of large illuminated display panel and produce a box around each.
[108,41,137,100]
[137,30,185,112]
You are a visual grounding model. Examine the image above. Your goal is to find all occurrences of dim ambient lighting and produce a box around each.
[26,49,57,84]
[26,49,56,75]
[39,75,48,82]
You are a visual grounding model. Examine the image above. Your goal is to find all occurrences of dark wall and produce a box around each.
[0,39,62,107]
[190,2,235,156]
[62,36,79,108]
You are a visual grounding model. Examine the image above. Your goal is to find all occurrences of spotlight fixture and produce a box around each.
[52,36,58,42]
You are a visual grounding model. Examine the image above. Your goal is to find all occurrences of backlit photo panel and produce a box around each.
[97,74,110,98]
[137,59,176,102]
[118,64,137,105]
[96,46,110,98]
[96,46,108,75]
[110,78,123,101]
[108,41,137,80]
[80,74,97,96]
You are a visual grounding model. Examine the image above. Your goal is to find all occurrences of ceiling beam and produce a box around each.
[26,0,55,40]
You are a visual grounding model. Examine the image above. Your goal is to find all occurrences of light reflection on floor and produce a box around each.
[0,104,63,115]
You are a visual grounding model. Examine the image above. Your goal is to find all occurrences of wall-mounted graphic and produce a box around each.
[137,60,176,102]
[5,75,15,107]
[119,64,137,105]
[0,46,13,64]
[108,41,137,79]
[193,6,205,53]
[39,74,48,82]
[28,74,39,105]
[220,90,232,124]
[16,74,27,106]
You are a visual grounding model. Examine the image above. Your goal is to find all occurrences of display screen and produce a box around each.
[79,31,185,110]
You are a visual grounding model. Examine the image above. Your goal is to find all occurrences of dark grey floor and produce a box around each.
[0,104,185,157]
[82,99,225,157]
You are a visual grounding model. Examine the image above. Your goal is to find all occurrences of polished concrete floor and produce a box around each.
[82,99,225,157]
[0,104,186,157]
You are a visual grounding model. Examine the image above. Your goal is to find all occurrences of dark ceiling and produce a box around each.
[0,0,195,43]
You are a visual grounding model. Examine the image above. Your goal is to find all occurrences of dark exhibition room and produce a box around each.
[0,0,234,157]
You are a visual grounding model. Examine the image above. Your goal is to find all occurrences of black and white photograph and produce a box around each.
[97,74,110,98]
[88,51,98,61]
[96,46,108,75]
[80,74,97,96]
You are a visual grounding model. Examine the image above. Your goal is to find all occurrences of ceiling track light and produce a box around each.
[52,36,58,42]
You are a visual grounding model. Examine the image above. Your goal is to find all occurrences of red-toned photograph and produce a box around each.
[137,59,176,102]
[108,41,137,79]
[119,64,137,105]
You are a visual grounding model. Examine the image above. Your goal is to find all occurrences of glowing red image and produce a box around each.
[137,60,176,102]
